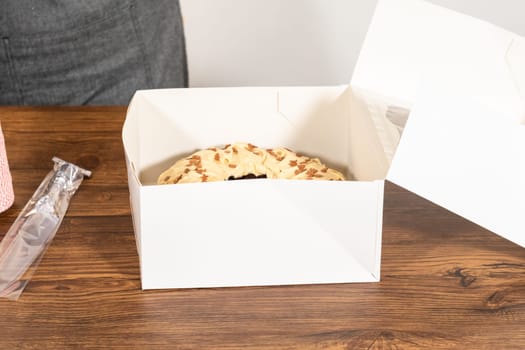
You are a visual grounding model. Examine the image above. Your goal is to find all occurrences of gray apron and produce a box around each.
[0,0,187,105]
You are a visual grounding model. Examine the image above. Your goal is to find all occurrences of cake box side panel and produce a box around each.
[138,179,381,290]
[122,93,145,277]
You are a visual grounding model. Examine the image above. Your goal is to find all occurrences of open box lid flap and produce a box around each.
[351,0,525,121]
[353,0,525,247]
[388,86,525,247]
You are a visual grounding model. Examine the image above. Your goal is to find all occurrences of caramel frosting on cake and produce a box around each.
[157,143,345,184]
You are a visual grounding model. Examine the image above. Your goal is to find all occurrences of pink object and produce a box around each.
[0,122,14,213]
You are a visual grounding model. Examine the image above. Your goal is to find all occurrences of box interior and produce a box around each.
[123,86,405,186]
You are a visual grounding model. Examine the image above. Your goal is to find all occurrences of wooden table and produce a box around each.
[0,106,524,349]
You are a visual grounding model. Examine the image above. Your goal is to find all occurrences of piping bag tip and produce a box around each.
[52,157,92,178]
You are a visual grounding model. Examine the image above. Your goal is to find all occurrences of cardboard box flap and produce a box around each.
[352,0,525,124]
[388,85,525,247]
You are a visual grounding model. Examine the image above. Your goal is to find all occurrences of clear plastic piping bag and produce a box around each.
[0,157,91,300]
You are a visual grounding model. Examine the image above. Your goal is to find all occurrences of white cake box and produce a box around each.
[123,0,525,290]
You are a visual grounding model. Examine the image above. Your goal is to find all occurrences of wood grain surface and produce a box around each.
[0,106,524,349]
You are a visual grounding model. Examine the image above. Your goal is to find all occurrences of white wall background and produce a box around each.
[180,0,525,87]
